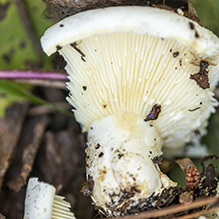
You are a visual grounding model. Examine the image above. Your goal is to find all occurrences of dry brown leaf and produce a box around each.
[175,158,195,172]
[0,213,5,219]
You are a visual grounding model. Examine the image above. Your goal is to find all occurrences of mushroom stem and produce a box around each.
[23,178,75,219]
[86,113,171,215]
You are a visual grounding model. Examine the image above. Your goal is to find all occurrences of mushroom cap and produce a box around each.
[41,6,219,154]
[41,6,219,57]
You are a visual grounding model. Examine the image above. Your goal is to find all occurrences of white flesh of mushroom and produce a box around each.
[41,6,219,216]
[23,178,75,219]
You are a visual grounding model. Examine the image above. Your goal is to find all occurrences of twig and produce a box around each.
[28,101,71,116]
[176,206,219,219]
[0,213,6,219]
[8,116,49,192]
[108,197,219,219]
[15,0,43,67]
[0,70,68,81]
[15,79,67,89]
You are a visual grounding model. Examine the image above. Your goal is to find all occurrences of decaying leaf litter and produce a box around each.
[1,0,219,219]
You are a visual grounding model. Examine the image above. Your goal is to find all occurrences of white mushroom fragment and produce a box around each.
[41,6,219,216]
[23,177,75,219]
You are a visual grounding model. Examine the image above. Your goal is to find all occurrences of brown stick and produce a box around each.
[176,206,219,219]
[8,116,49,192]
[107,197,219,219]
[15,0,43,67]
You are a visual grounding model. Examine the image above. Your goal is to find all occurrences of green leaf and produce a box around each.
[0,0,54,116]
[0,80,73,118]
[0,81,27,116]
[190,0,219,36]
[0,0,38,69]
[0,0,53,70]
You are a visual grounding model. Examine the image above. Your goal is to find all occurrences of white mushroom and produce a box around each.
[41,6,219,216]
[23,177,75,219]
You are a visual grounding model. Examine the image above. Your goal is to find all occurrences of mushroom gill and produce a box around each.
[41,6,219,216]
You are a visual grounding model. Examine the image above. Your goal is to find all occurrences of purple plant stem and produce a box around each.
[0,70,68,81]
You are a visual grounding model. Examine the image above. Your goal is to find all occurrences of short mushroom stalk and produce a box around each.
[41,6,219,216]
[86,113,170,213]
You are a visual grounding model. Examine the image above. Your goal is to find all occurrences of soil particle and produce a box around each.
[172,51,179,58]
[56,45,62,50]
[98,152,104,157]
[189,22,195,30]
[144,104,161,122]
[70,42,86,62]
[190,60,210,90]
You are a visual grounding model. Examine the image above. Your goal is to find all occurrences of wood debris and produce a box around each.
[0,102,29,190]
[7,116,49,192]
[0,89,93,219]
